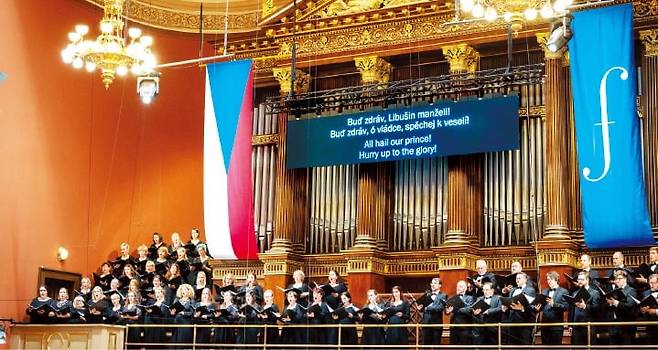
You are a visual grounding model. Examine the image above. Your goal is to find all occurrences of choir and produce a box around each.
[25,235,658,348]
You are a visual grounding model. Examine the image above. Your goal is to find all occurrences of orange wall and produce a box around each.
[0,0,208,323]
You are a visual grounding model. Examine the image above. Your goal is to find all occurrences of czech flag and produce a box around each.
[204,60,258,259]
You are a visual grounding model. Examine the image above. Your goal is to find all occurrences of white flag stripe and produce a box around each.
[204,73,237,259]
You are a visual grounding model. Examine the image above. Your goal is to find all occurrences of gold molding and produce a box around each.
[519,105,546,117]
[354,55,391,86]
[346,255,387,274]
[441,43,479,74]
[272,67,310,95]
[536,32,566,60]
[84,0,259,33]
[209,260,265,280]
[252,134,280,146]
[262,0,277,18]
[436,252,479,270]
[536,248,579,267]
[640,29,658,57]
[208,246,658,280]
[275,13,504,59]
[634,0,658,19]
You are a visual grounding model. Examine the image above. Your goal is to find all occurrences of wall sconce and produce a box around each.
[57,247,69,262]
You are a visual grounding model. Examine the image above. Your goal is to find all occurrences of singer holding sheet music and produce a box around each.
[420,277,446,348]
[385,286,409,348]
[27,286,54,323]
[213,289,239,347]
[193,287,214,348]
[307,288,331,346]
[52,288,72,323]
[539,271,568,345]
[470,282,502,346]
[502,272,535,345]
[605,270,638,345]
[122,292,142,349]
[569,271,600,346]
[332,292,359,346]
[446,280,474,345]
[260,289,280,345]
[640,274,658,345]
[281,290,307,344]
[636,247,658,286]
[170,284,196,350]
[69,296,88,324]
[360,289,385,346]
[237,290,262,345]
[142,286,168,349]
[87,286,108,323]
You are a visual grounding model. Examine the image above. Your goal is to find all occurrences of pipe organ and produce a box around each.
[215,0,658,307]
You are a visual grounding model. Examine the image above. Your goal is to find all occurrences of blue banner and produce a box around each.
[569,4,654,248]
[287,96,519,168]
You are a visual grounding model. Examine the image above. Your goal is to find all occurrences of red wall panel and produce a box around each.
[0,0,209,325]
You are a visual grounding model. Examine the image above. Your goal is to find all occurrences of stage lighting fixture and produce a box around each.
[137,74,160,104]
[547,15,573,53]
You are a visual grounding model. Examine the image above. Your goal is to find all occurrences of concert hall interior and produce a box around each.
[2,0,658,349]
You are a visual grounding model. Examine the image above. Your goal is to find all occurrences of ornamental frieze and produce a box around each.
[84,0,260,33]
[276,14,501,58]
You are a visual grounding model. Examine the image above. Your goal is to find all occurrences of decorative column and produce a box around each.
[260,67,311,306]
[345,55,392,306]
[354,55,391,87]
[435,44,482,294]
[536,32,571,241]
[352,55,393,250]
[640,30,658,235]
[269,67,310,252]
[441,43,479,76]
[272,67,310,97]
[441,43,482,246]
[535,33,579,290]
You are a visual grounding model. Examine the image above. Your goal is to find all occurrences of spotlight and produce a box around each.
[137,73,160,104]
[546,15,573,53]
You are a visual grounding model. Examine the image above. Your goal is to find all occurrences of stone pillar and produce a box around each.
[352,55,393,250]
[261,68,311,305]
[640,30,658,235]
[268,67,310,253]
[345,55,393,305]
[534,33,579,287]
[441,44,482,246]
[536,32,571,241]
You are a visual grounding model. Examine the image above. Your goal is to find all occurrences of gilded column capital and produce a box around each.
[640,29,658,57]
[354,55,391,86]
[272,67,310,95]
[536,32,566,60]
[441,43,479,74]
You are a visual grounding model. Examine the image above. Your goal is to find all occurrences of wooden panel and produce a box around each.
[69,332,90,350]
[10,325,125,350]
[345,272,386,307]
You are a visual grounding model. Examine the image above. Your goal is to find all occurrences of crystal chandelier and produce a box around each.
[61,0,156,89]
[458,0,574,32]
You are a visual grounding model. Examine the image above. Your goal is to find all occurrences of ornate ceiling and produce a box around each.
[80,0,658,85]
[83,0,439,33]
[84,0,265,33]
